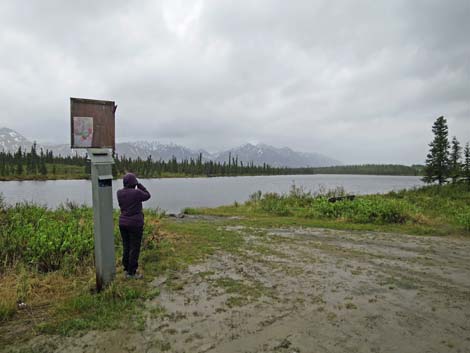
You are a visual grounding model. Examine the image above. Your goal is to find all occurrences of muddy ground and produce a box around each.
[4,223,470,353]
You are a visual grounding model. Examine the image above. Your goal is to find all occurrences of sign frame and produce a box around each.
[70,97,116,149]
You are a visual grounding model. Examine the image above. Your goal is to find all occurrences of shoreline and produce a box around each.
[0,173,424,182]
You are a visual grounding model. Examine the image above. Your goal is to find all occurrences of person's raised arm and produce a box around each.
[136,183,151,201]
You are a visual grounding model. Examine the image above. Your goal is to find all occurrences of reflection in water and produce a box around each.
[0,175,424,214]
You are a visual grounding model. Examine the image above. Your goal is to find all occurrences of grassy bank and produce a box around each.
[0,196,244,346]
[1,183,469,347]
[184,183,470,236]
[0,201,150,339]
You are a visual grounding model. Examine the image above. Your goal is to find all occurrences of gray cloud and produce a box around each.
[0,0,468,164]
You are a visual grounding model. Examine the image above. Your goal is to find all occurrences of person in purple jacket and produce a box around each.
[117,173,151,279]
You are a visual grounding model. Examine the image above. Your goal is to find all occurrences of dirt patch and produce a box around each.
[4,226,470,353]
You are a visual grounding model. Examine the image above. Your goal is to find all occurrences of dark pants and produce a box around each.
[119,225,143,275]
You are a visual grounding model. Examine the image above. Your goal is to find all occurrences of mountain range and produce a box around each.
[0,127,341,168]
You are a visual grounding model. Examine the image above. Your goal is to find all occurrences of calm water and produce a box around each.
[0,175,424,214]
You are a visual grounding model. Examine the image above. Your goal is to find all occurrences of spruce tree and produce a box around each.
[15,147,23,175]
[449,136,462,183]
[463,142,470,186]
[16,161,23,175]
[423,116,450,185]
[0,154,5,176]
[40,159,48,175]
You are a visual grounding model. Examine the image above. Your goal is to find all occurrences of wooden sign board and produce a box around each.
[70,97,116,149]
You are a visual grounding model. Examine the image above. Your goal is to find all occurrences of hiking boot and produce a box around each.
[126,273,143,279]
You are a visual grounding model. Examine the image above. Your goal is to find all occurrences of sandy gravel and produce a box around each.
[6,226,470,353]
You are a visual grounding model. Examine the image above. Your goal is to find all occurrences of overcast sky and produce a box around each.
[0,0,469,164]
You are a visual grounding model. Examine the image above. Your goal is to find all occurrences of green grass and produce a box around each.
[183,183,470,236]
[0,302,15,323]
[0,203,93,272]
[0,198,140,337]
[154,220,244,274]
[0,199,244,343]
[0,200,166,274]
[2,182,469,346]
[38,219,242,336]
[38,281,148,335]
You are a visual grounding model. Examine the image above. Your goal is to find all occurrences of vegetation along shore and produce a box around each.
[0,143,425,181]
[1,181,470,348]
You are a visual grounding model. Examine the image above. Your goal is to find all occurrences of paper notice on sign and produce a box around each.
[73,117,93,147]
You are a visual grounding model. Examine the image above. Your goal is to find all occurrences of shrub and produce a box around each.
[456,209,470,231]
[259,193,291,216]
[307,197,416,224]
[0,203,95,272]
[251,185,417,224]
[248,190,262,204]
[0,202,162,273]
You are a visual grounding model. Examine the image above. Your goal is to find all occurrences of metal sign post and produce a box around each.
[70,97,117,291]
[88,148,115,291]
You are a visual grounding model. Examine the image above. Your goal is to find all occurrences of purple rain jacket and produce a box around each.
[117,173,151,228]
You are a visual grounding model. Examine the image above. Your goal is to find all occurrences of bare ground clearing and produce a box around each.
[5,225,470,353]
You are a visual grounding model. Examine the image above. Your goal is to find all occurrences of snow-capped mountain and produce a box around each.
[214,143,340,168]
[117,141,212,161]
[0,127,341,167]
[0,127,33,152]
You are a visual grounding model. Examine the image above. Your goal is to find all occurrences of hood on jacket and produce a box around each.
[123,173,138,188]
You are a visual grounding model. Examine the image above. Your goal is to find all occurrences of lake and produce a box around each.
[0,175,424,214]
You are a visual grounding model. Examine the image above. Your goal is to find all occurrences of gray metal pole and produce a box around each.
[88,148,116,291]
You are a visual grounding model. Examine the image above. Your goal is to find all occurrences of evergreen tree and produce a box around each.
[463,143,470,186]
[0,155,5,176]
[15,146,23,175]
[39,159,48,175]
[31,142,38,174]
[423,116,450,185]
[16,160,23,175]
[449,136,462,183]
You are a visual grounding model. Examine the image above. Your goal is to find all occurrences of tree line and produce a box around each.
[1,145,426,179]
[0,143,87,178]
[113,153,293,177]
[0,147,313,178]
[298,164,424,176]
[423,116,470,185]
[5,128,461,181]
